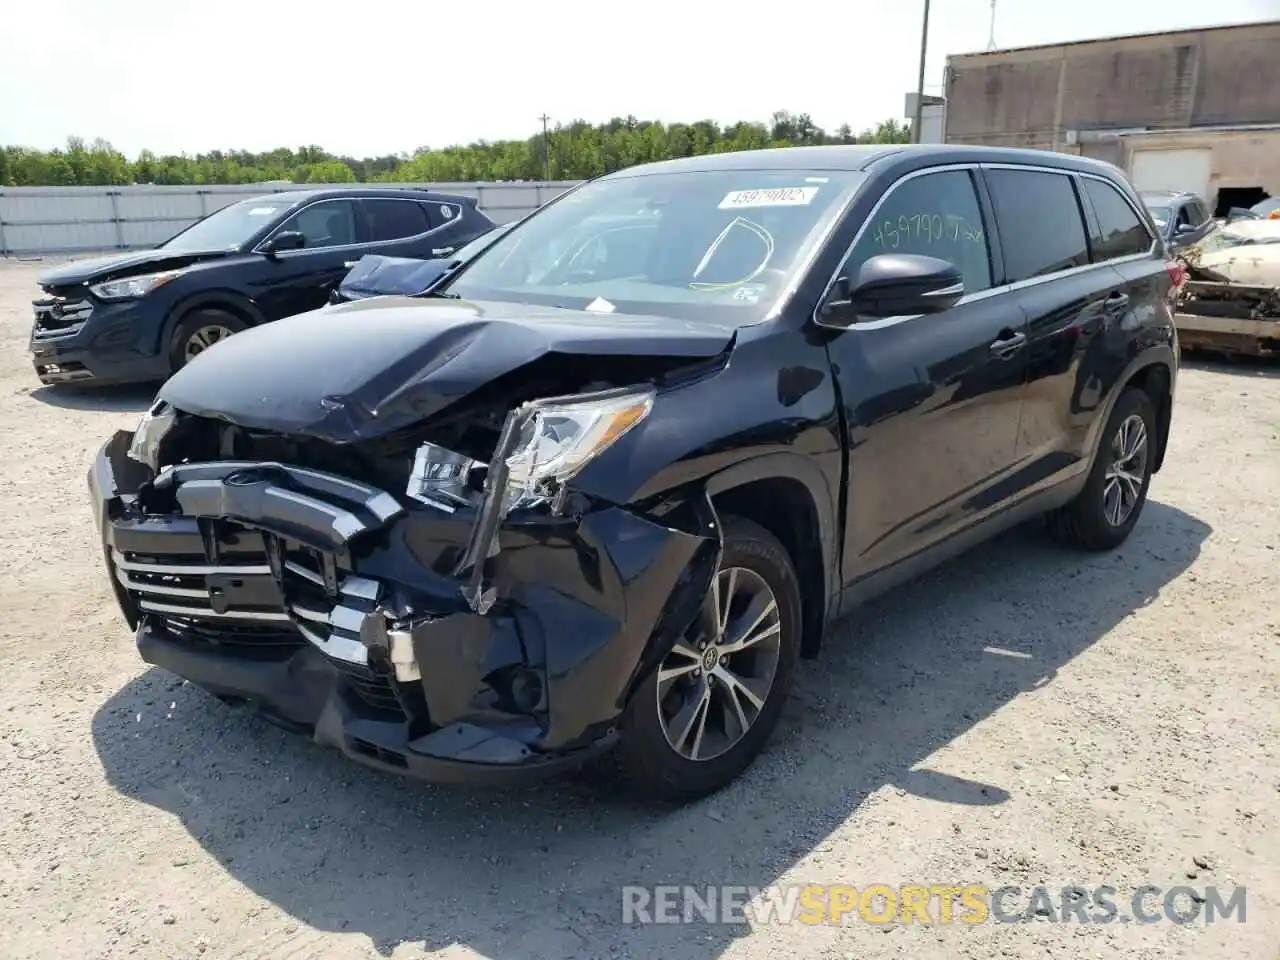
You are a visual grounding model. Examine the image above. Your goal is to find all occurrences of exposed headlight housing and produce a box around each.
[502,388,654,510]
[127,400,177,470]
[450,387,654,614]
[89,270,181,301]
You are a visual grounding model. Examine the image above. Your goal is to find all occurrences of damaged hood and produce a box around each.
[38,248,230,288]
[157,296,735,442]
[335,255,451,302]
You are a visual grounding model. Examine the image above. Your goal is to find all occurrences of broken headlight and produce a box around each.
[502,388,654,509]
[404,443,484,512]
[126,400,177,470]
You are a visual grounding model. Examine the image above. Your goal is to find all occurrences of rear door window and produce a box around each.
[1081,178,1154,260]
[840,169,993,296]
[985,169,1090,282]
[362,199,431,241]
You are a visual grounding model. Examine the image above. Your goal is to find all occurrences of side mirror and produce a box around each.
[261,230,305,257]
[818,253,964,327]
[1175,223,1197,236]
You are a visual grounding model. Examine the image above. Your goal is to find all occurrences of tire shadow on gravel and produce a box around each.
[91,499,1210,960]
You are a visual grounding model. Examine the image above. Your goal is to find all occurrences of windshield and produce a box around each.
[160,197,293,252]
[1144,204,1171,227]
[440,169,865,323]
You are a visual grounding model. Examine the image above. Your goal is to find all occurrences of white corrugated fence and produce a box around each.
[0,181,585,257]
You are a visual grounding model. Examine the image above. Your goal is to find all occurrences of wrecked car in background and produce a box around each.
[89,145,1178,799]
[330,222,515,304]
[1172,218,1280,357]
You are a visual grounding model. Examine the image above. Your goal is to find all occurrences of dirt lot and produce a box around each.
[0,257,1277,960]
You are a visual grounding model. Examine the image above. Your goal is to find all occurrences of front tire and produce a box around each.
[168,309,247,373]
[616,516,802,802]
[1047,386,1157,551]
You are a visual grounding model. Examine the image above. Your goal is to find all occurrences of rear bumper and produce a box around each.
[1174,311,1280,357]
[89,432,716,784]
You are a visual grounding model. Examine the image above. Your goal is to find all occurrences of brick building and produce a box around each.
[941,20,1280,214]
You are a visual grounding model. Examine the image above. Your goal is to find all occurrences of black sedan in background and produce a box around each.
[30,187,494,386]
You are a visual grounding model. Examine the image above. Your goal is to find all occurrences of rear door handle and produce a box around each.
[989,330,1026,357]
[1104,291,1130,308]
[343,260,359,268]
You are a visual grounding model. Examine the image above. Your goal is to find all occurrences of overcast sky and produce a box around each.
[2,0,1276,157]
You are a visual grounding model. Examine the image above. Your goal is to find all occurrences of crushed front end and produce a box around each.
[89,394,719,784]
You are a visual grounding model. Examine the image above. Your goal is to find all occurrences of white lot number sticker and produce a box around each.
[719,186,818,210]
[248,206,279,216]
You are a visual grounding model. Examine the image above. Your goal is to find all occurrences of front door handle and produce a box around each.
[989,330,1026,358]
[343,260,359,269]
[431,246,456,257]
[1104,291,1130,309]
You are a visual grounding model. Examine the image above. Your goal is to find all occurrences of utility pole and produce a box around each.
[911,0,932,144]
[987,0,998,50]
[538,114,551,181]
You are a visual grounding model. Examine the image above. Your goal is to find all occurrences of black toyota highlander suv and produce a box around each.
[31,187,494,386]
[88,145,1179,801]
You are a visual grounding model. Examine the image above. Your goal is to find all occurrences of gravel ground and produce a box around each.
[0,257,1277,960]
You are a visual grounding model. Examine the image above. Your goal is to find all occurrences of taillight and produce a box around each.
[1166,260,1187,290]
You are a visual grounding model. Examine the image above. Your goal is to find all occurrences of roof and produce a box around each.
[236,186,476,207]
[950,18,1279,60]
[606,145,906,176]
[607,143,1123,178]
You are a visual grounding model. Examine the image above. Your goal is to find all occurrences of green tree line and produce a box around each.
[0,113,909,187]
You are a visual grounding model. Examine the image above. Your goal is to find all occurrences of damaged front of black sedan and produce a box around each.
[86,158,866,799]
[90,305,746,790]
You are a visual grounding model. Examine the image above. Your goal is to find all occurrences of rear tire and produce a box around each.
[168,309,247,373]
[615,516,802,802]
[1046,386,1157,551]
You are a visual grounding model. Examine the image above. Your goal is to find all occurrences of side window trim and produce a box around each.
[809,162,998,328]
[360,196,457,245]
[254,196,461,254]
[1074,171,1158,254]
[980,163,1156,278]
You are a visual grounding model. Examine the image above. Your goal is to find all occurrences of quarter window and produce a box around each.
[363,199,431,242]
[278,199,358,249]
[840,169,992,297]
[1082,178,1153,260]
[986,169,1090,282]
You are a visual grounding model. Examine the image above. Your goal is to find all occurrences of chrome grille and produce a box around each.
[32,296,94,340]
[112,550,290,624]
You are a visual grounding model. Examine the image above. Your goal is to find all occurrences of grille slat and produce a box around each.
[32,296,93,340]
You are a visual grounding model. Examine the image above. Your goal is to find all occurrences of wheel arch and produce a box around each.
[156,290,265,359]
[1086,347,1177,476]
[703,453,839,658]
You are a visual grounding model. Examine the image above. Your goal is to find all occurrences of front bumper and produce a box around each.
[30,296,169,385]
[89,433,716,784]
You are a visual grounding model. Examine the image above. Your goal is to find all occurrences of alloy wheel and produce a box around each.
[655,566,782,762]
[184,324,236,362]
[1102,413,1148,527]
